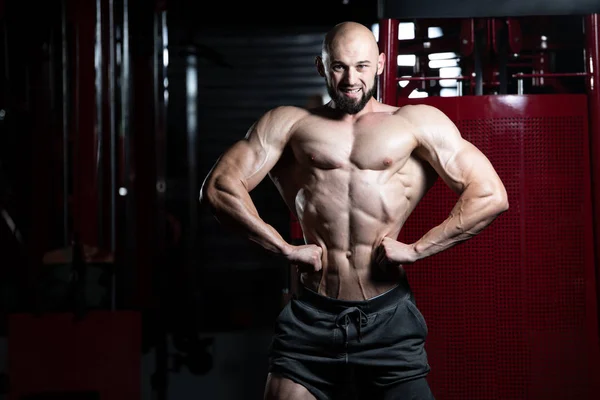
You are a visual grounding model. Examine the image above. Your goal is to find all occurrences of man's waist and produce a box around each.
[296,278,411,314]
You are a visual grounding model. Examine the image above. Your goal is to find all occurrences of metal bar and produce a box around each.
[153,7,168,400]
[186,50,198,282]
[460,18,475,57]
[585,13,600,340]
[121,0,135,309]
[108,0,117,310]
[495,19,508,95]
[517,77,524,94]
[153,5,167,293]
[108,0,116,252]
[61,0,69,246]
[122,0,131,199]
[513,72,589,78]
[378,18,398,105]
[474,20,484,95]
[95,0,104,248]
[397,76,472,81]
[2,10,8,87]
[391,74,585,91]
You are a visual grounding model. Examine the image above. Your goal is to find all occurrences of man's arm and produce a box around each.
[200,106,323,271]
[397,105,509,261]
[200,106,298,257]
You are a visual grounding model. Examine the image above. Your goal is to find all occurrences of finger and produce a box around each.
[376,248,386,265]
[374,247,381,263]
[312,253,320,266]
[374,244,382,259]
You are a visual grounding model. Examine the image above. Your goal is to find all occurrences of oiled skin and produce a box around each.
[270,105,438,299]
[201,21,509,400]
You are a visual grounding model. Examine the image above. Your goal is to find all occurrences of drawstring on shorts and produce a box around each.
[335,307,369,348]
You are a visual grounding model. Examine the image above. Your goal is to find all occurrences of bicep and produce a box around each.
[432,141,501,196]
[206,108,295,192]
[211,136,280,192]
[413,110,501,196]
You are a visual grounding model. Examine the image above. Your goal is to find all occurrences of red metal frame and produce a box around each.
[378,15,600,399]
[585,14,600,324]
[378,19,399,105]
[513,72,589,78]
[380,16,590,100]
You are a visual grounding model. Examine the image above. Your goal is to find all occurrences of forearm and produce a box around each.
[202,176,292,257]
[412,190,508,260]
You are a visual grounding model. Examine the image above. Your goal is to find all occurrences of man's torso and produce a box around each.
[270,105,438,300]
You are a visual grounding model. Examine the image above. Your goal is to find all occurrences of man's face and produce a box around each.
[325,71,377,115]
[320,39,383,114]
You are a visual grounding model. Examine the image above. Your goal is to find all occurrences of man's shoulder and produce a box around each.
[393,103,454,129]
[264,105,311,120]
[394,103,444,118]
[252,106,311,141]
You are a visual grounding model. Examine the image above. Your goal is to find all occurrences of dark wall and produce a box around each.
[168,0,379,29]
[164,10,349,331]
[379,0,600,18]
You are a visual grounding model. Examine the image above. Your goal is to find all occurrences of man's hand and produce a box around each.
[286,244,323,273]
[374,237,418,267]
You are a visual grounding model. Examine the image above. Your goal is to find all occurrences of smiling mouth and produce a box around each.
[342,88,361,94]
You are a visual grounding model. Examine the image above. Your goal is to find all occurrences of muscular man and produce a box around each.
[200,21,509,400]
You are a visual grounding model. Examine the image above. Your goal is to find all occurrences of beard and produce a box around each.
[326,76,378,115]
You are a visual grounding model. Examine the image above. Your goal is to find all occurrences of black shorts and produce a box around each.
[268,279,433,399]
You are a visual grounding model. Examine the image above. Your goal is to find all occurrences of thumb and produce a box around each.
[314,257,322,271]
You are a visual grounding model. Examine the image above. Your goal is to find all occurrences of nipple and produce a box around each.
[346,251,352,258]
[383,157,393,167]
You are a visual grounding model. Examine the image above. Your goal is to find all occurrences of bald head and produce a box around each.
[322,21,379,61]
[316,21,384,115]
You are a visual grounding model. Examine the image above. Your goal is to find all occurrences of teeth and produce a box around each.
[345,88,360,93]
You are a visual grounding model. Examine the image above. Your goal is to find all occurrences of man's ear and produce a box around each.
[377,52,386,75]
[315,56,325,77]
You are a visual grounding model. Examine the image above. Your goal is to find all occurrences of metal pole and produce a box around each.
[61,0,70,246]
[154,5,169,400]
[378,18,398,105]
[186,49,198,278]
[121,0,135,308]
[474,22,484,96]
[585,13,600,330]
[517,77,524,95]
[95,0,104,248]
[108,0,117,311]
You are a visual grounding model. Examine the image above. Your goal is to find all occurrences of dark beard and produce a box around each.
[326,78,377,115]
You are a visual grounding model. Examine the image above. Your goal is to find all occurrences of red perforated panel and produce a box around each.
[397,95,600,400]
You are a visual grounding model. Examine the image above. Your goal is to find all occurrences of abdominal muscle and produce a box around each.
[295,169,416,301]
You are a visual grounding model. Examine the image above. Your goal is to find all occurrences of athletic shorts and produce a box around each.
[268,278,433,399]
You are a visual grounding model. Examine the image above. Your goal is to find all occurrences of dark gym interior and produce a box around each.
[0,0,600,399]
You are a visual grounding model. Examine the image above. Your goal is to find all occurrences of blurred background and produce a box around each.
[0,0,599,399]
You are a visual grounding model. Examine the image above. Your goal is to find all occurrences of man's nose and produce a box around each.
[344,68,358,85]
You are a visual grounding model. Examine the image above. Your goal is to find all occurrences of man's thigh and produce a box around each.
[264,372,318,400]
